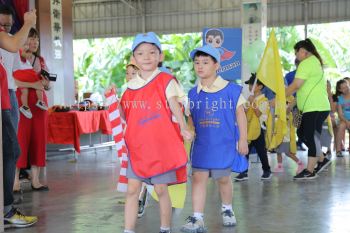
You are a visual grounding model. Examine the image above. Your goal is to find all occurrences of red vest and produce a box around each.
[121,72,187,182]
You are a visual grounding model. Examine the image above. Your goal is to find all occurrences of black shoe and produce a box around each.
[293,169,317,180]
[234,172,248,181]
[13,189,23,195]
[13,196,23,205]
[19,170,30,180]
[31,185,49,191]
[336,151,344,157]
[159,230,171,233]
[261,171,272,180]
[314,158,332,174]
[137,191,148,218]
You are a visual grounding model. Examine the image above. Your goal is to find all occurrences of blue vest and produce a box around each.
[188,83,242,169]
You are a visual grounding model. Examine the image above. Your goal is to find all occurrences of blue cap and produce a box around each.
[190,44,221,63]
[159,66,172,75]
[131,32,162,52]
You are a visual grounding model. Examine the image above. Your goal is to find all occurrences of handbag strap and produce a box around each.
[32,55,37,67]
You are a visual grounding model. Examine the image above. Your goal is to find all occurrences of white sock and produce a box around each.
[123,230,135,233]
[160,226,170,232]
[193,212,204,220]
[222,204,233,212]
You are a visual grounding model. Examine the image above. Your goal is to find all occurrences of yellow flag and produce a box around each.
[150,183,187,209]
[257,30,287,147]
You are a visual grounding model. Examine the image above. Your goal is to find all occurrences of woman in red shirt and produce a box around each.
[13,28,50,191]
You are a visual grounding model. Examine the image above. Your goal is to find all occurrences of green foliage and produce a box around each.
[74,33,201,96]
[74,23,350,96]
[160,33,202,92]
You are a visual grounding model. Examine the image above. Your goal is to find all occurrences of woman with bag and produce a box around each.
[285,39,330,180]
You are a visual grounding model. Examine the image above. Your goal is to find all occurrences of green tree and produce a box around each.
[74,33,201,96]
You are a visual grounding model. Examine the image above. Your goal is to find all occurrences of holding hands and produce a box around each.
[181,127,194,141]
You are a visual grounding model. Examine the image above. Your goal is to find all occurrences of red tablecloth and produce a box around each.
[47,110,112,153]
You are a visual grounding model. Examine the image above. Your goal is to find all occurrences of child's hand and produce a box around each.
[104,84,116,96]
[181,128,194,141]
[238,139,248,155]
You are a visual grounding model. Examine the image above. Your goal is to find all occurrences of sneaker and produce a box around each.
[261,171,272,180]
[314,158,332,174]
[19,106,32,119]
[137,191,148,218]
[297,161,304,174]
[336,151,344,157]
[36,100,48,110]
[4,208,38,229]
[234,172,248,182]
[273,164,284,173]
[159,230,171,233]
[293,169,318,180]
[221,209,236,227]
[180,216,206,233]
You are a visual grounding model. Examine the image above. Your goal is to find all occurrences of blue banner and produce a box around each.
[202,28,242,82]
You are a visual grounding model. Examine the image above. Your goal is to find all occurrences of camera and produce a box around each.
[40,69,57,82]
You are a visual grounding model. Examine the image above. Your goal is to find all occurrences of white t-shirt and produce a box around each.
[0,48,21,90]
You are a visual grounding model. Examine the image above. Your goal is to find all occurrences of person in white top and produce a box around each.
[0,5,44,128]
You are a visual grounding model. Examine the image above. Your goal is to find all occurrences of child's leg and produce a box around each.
[254,132,271,173]
[217,175,232,206]
[181,171,208,232]
[217,175,236,226]
[124,179,142,231]
[192,171,209,214]
[331,119,337,152]
[273,153,284,172]
[35,89,44,102]
[154,184,172,229]
[35,90,48,110]
[336,121,346,155]
[20,88,29,107]
[288,152,304,173]
[277,153,283,163]
[287,153,300,163]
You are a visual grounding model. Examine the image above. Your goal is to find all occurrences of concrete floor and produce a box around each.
[7,148,350,233]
